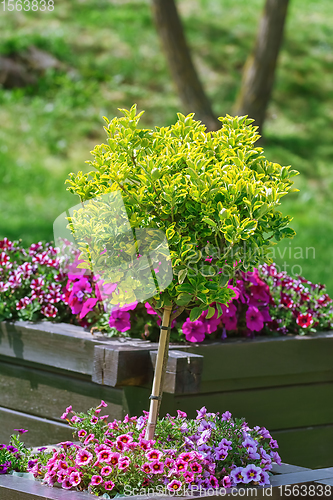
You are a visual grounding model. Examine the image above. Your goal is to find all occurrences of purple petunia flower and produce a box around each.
[242,464,262,483]
[197,428,211,446]
[221,411,232,421]
[6,446,18,453]
[196,406,207,420]
[259,470,270,486]
[230,466,246,484]
[270,451,282,465]
[269,439,279,449]
[0,465,9,474]
[13,429,28,435]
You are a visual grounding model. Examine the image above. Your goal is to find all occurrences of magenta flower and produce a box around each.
[209,476,219,488]
[90,416,99,425]
[98,400,108,408]
[167,479,182,492]
[116,434,133,447]
[175,459,188,472]
[75,449,93,466]
[246,305,264,331]
[141,462,151,474]
[183,471,195,483]
[14,429,28,434]
[80,298,98,319]
[90,475,103,486]
[118,457,130,470]
[146,449,163,461]
[61,478,73,490]
[108,310,131,332]
[109,452,120,466]
[104,480,115,491]
[145,302,157,315]
[182,318,206,342]
[84,433,95,445]
[69,471,81,486]
[149,460,164,474]
[101,465,112,476]
[57,470,67,483]
[98,449,112,463]
[177,410,187,419]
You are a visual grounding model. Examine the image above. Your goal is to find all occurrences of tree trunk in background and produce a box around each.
[151,0,219,131]
[234,0,290,135]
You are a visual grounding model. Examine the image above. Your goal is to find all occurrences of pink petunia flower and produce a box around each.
[146,449,163,461]
[149,460,164,474]
[104,480,115,491]
[101,465,112,476]
[182,318,206,342]
[69,471,81,486]
[90,475,103,486]
[75,449,93,466]
[108,310,131,332]
[167,480,182,492]
[246,305,264,331]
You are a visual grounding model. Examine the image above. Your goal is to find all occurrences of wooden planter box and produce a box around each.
[1,463,333,500]
[1,321,332,469]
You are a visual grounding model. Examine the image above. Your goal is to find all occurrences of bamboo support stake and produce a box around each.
[145,305,172,440]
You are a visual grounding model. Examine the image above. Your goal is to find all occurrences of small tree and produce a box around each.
[65,105,298,438]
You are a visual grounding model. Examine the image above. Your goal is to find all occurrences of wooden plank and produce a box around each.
[168,383,333,430]
[0,321,154,376]
[269,468,333,487]
[0,407,73,447]
[0,358,124,422]
[150,350,203,394]
[271,463,311,474]
[92,344,155,387]
[272,425,333,469]
[183,332,333,386]
[0,474,91,500]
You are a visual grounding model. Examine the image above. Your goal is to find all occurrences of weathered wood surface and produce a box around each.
[93,345,203,394]
[150,349,203,394]
[0,407,73,447]
[184,331,333,391]
[1,464,333,499]
[0,357,123,421]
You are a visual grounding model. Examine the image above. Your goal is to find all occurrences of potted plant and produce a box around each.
[1,107,332,468]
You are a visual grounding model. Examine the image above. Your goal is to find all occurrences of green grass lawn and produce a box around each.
[0,0,332,294]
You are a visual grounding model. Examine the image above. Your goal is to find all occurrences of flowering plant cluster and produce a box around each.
[25,402,281,497]
[0,429,30,475]
[1,237,332,340]
[0,238,72,323]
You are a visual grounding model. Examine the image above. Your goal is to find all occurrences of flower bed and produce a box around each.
[1,406,333,499]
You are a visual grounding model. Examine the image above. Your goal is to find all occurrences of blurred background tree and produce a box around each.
[0,0,332,295]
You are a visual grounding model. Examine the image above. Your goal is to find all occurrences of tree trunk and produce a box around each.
[151,0,219,131]
[234,0,290,135]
